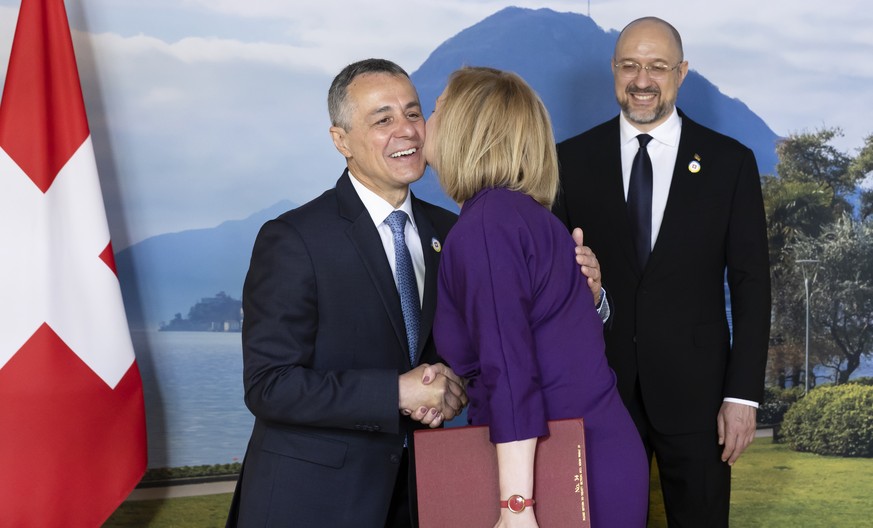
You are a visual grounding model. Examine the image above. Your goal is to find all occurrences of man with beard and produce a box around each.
[553,17,771,527]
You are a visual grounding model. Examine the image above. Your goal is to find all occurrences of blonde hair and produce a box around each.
[431,67,558,208]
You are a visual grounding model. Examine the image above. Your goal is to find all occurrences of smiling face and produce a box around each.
[613,19,688,132]
[330,72,426,207]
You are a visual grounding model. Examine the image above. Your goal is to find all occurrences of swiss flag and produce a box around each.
[0,1,147,526]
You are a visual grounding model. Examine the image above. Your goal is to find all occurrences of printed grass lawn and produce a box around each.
[647,439,873,528]
[105,493,233,527]
[106,438,873,527]
[727,440,873,527]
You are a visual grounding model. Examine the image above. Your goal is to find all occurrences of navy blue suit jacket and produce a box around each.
[227,171,456,527]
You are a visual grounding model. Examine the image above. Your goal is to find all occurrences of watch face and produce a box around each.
[501,494,534,513]
[508,495,526,513]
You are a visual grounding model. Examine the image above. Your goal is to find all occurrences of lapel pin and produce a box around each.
[431,237,442,253]
[688,154,702,174]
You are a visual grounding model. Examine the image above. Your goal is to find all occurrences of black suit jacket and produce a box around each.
[553,111,770,434]
[227,171,456,527]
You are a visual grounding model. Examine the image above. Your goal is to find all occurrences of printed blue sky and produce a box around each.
[0,0,870,248]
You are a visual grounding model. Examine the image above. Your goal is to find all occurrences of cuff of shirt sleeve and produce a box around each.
[723,397,759,408]
[596,287,610,323]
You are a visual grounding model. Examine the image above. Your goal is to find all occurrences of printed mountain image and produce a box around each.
[409,7,779,210]
[116,200,293,330]
[116,7,779,328]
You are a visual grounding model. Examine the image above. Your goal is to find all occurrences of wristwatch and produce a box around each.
[500,494,535,513]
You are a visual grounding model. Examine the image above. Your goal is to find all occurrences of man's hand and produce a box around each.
[399,363,467,428]
[717,401,757,465]
[572,228,602,305]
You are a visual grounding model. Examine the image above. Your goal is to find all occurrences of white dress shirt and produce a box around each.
[619,108,682,250]
[349,173,424,306]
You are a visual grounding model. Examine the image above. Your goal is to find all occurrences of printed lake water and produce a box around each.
[132,329,873,469]
[133,330,252,469]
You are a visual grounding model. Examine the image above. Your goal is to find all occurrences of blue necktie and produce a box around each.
[385,210,420,365]
[627,134,653,270]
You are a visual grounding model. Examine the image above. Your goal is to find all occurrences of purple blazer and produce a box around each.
[435,187,619,443]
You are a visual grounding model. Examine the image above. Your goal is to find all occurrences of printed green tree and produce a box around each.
[763,128,873,386]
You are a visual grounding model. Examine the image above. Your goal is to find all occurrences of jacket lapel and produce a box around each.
[411,196,441,365]
[336,171,410,358]
[646,114,701,277]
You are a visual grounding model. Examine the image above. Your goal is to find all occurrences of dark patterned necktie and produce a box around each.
[627,134,653,270]
[385,210,420,365]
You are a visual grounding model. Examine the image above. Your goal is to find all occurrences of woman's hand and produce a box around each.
[494,439,539,528]
[493,508,539,528]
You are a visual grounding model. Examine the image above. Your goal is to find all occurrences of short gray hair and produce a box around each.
[327,59,410,129]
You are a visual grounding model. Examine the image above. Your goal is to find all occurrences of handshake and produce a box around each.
[399,363,468,428]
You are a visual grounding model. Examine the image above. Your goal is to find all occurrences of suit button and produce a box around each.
[389,454,401,464]
[633,336,637,343]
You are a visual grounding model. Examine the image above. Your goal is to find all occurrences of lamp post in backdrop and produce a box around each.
[796,259,820,394]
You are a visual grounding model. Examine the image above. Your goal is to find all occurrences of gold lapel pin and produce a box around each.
[431,237,442,252]
[688,154,702,174]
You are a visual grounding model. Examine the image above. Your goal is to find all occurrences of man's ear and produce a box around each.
[330,126,351,158]
[677,60,690,88]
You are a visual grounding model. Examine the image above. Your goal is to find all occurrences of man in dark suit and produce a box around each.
[226,59,468,528]
[553,17,771,527]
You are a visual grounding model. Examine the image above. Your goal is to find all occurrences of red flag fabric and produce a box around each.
[0,1,147,526]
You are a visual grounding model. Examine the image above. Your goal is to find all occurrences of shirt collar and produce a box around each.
[348,171,417,229]
[619,107,682,148]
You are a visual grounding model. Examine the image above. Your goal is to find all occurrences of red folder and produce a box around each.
[414,418,591,527]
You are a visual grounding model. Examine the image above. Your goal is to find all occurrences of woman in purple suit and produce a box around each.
[426,67,648,527]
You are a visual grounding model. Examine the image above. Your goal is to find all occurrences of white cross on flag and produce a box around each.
[0,0,147,525]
